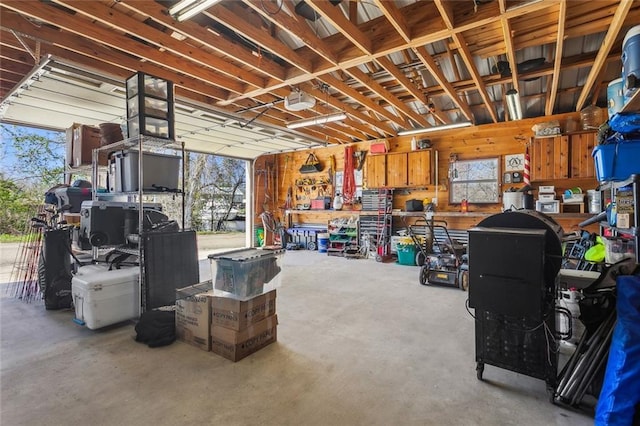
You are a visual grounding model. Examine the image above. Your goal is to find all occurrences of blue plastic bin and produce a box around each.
[592,141,640,181]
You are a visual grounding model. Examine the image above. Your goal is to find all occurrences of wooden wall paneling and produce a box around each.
[554,136,570,179]
[267,112,597,232]
[365,154,387,188]
[386,152,408,188]
[407,150,432,186]
[532,137,553,180]
[570,132,596,178]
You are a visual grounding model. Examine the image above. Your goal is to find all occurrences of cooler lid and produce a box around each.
[73,267,139,290]
[623,24,640,48]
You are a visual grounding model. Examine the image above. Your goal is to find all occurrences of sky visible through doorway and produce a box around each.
[0,125,64,182]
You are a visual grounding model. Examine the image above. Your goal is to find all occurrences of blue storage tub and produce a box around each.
[592,141,640,181]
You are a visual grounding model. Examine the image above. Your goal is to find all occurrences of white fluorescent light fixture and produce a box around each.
[286,113,347,129]
[506,89,523,120]
[169,0,220,22]
[397,121,472,136]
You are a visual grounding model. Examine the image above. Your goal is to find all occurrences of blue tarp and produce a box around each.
[595,274,640,425]
[609,113,640,134]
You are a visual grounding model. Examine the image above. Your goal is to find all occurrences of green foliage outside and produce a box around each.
[0,125,64,236]
[0,124,247,237]
[0,177,36,235]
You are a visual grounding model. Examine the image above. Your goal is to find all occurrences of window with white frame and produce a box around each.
[449,157,500,204]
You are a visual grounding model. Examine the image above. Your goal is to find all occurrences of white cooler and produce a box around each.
[72,265,140,330]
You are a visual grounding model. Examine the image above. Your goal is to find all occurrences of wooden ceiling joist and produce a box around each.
[120,0,287,82]
[51,0,263,92]
[412,46,474,122]
[304,0,373,56]
[546,0,567,116]
[575,0,633,111]
[242,0,338,66]
[1,0,638,144]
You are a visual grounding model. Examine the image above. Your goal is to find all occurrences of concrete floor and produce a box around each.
[1,250,592,426]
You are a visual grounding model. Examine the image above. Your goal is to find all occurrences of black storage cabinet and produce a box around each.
[468,210,564,394]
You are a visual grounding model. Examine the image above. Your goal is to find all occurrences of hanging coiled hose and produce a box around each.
[259,210,286,248]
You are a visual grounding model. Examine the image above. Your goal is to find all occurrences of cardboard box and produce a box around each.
[211,289,276,331]
[176,291,212,351]
[211,315,278,362]
[66,123,81,167]
[370,140,388,154]
[72,125,103,167]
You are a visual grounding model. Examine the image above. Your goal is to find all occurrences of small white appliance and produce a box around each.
[284,90,316,112]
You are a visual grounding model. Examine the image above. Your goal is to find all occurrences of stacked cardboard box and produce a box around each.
[66,123,106,167]
[210,290,277,362]
[175,283,278,361]
[175,289,213,351]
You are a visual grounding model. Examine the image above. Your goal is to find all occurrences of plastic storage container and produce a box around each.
[126,73,169,99]
[125,71,174,140]
[111,150,180,192]
[209,248,284,300]
[535,200,560,214]
[72,265,140,330]
[622,25,640,99]
[592,141,640,181]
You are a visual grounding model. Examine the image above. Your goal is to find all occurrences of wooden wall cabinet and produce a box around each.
[366,154,387,188]
[365,150,432,188]
[569,132,596,179]
[407,150,432,187]
[531,131,595,181]
[386,153,408,188]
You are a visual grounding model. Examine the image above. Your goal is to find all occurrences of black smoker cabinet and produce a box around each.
[468,210,564,395]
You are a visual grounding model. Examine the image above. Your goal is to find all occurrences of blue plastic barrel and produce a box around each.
[622,25,640,99]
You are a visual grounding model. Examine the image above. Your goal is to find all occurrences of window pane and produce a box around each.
[449,157,500,203]
[452,158,499,181]
[451,182,500,203]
